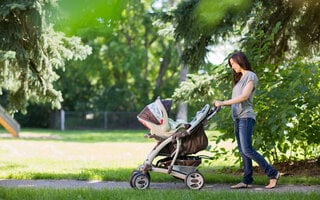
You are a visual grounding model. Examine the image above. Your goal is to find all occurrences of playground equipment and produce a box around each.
[0,105,20,137]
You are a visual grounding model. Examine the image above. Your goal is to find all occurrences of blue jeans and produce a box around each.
[234,118,278,184]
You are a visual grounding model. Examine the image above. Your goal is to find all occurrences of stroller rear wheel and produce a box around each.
[130,171,150,189]
[185,171,204,190]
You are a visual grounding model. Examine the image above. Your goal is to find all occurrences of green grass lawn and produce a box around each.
[0,129,318,185]
[0,129,233,181]
[0,129,319,185]
[0,129,319,199]
[0,187,319,200]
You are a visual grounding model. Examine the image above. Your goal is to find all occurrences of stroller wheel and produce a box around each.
[129,170,150,188]
[185,171,204,190]
[129,170,140,188]
[131,172,150,190]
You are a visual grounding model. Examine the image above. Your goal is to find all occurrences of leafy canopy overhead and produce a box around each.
[55,0,128,35]
[171,0,251,68]
[0,0,92,113]
[171,0,320,68]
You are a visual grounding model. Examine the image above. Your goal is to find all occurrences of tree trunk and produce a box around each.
[176,43,188,121]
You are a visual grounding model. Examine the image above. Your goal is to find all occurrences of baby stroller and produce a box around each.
[129,97,220,189]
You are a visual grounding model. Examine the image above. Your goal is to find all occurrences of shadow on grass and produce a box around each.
[3,168,180,183]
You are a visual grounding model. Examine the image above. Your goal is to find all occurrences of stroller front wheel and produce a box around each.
[131,172,150,189]
[185,171,205,190]
[129,170,140,188]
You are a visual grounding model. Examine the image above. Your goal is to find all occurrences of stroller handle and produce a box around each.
[213,106,221,112]
[185,105,221,134]
[206,106,221,121]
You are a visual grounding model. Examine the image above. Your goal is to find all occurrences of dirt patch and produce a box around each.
[272,159,320,176]
[250,159,320,177]
[219,158,320,177]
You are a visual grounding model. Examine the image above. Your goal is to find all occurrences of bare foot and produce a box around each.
[265,173,280,189]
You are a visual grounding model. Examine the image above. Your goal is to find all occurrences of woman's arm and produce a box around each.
[214,80,254,107]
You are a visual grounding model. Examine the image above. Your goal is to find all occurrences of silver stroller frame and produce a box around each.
[130,104,220,190]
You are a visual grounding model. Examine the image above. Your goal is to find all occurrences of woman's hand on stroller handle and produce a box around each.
[213,100,224,107]
[212,105,221,112]
[205,105,221,121]
[211,101,221,111]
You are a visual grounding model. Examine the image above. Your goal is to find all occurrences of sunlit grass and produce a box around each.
[0,129,235,182]
[0,187,319,200]
[12,129,151,143]
[0,129,319,185]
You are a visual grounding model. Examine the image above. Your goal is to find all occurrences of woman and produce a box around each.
[213,51,279,189]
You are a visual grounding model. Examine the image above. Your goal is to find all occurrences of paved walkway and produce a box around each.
[1,179,319,192]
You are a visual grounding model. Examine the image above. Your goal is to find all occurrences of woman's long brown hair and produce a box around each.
[228,51,253,86]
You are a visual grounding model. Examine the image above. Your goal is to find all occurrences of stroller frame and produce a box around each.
[130,100,220,190]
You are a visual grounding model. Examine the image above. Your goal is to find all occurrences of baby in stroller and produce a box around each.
[137,97,210,139]
[130,97,220,190]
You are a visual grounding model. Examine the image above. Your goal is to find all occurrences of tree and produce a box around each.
[168,0,320,162]
[171,0,252,68]
[0,0,91,113]
[254,60,320,162]
[55,0,181,112]
[12,0,185,127]
[170,0,320,67]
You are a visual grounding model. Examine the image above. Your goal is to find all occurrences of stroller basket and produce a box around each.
[158,124,208,157]
[172,165,197,174]
[157,156,202,174]
[158,156,202,167]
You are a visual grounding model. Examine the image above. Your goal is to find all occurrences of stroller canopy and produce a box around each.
[137,98,172,125]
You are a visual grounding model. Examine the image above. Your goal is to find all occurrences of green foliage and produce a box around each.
[55,0,128,35]
[172,59,320,163]
[172,73,215,105]
[55,0,180,112]
[254,60,320,162]
[171,65,232,119]
[172,0,251,68]
[257,0,320,56]
[213,59,320,163]
[169,0,320,163]
[0,0,91,113]
[171,0,320,68]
